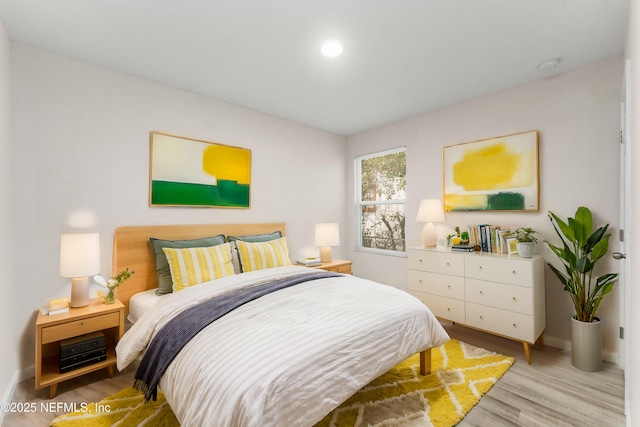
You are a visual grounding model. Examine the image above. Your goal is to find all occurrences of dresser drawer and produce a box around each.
[465,279,533,315]
[41,312,120,344]
[465,255,533,287]
[466,303,534,342]
[409,270,464,300]
[408,249,464,276]
[410,291,465,323]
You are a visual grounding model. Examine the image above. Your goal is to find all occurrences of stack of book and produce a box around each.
[466,224,513,254]
[296,257,322,267]
[48,298,69,316]
[451,244,475,253]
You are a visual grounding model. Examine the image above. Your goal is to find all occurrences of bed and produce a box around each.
[113,223,450,426]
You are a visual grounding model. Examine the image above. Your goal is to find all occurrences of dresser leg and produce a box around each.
[49,384,57,399]
[536,333,544,347]
[522,341,532,365]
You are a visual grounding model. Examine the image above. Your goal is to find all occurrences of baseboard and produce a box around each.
[0,370,20,424]
[20,364,35,383]
[542,336,619,365]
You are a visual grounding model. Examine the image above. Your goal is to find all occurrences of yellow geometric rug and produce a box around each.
[51,339,513,427]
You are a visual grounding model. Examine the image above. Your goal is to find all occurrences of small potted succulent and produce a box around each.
[514,227,538,258]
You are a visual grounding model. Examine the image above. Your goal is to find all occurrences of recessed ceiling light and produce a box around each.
[321,40,343,58]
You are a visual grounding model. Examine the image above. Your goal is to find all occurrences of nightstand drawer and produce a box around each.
[41,312,120,344]
[326,264,352,274]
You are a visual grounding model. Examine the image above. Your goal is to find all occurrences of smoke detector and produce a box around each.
[538,58,561,72]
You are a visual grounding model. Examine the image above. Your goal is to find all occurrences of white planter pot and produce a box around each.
[516,241,534,258]
[571,316,602,372]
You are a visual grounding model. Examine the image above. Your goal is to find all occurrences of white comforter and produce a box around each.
[116,266,449,427]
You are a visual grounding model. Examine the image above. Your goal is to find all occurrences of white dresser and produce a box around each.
[408,247,545,364]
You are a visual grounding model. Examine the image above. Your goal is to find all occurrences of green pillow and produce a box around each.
[227,231,282,272]
[150,234,226,295]
[227,231,282,243]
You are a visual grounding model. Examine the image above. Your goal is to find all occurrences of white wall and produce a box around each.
[347,57,624,357]
[625,0,639,425]
[0,19,18,410]
[9,43,348,374]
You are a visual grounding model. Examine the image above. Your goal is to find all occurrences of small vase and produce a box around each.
[105,288,116,304]
[517,241,534,258]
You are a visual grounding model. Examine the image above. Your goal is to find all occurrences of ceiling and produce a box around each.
[0,0,630,136]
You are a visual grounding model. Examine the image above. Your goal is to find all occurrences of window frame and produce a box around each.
[354,146,407,257]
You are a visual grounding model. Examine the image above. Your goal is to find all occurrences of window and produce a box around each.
[355,147,406,254]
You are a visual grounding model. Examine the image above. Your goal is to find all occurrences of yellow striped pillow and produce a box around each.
[163,243,234,292]
[236,237,292,272]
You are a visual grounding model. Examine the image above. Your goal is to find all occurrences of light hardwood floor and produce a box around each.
[3,321,626,426]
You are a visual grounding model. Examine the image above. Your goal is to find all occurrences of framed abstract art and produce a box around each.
[149,131,251,208]
[442,130,539,211]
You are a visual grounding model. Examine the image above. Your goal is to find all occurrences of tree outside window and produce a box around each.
[356,148,406,254]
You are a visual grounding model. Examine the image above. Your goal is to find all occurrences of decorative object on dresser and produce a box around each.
[443,130,539,211]
[514,227,538,258]
[408,247,545,364]
[315,222,340,262]
[35,298,125,398]
[416,199,445,247]
[547,206,618,371]
[59,232,101,308]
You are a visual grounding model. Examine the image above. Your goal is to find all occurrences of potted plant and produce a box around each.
[546,206,618,371]
[514,227,538,258]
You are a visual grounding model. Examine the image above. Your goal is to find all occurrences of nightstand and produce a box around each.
[35,298,125,398]
[308,259,352,274]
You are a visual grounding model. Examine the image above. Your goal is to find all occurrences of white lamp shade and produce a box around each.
[315,223,340,247]
[416,199,445,223]
[60,233,101,277]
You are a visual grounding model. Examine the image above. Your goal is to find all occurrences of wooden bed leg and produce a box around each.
[419,349,431,375]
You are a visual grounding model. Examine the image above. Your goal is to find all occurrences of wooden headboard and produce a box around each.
[112,223,286,313]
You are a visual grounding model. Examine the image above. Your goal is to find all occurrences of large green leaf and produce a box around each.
[575,206,593,236]
[548,211,575,243]
[568,217,585,248]
[586,225,609,254]
[590,235,610,262]
[575,256,593,274]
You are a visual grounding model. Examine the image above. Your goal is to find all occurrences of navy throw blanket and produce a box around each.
[133,270,341,401]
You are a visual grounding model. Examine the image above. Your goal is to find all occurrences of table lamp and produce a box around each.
[60,232,100,308]
[315,223,340,262]
[416,199,445,247]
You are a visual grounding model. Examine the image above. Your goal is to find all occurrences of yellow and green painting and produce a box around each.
[150,132,251,208]
[443,131,538,211]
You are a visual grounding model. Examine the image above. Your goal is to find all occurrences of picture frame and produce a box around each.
[149,131,251,208]
[442,130,539,211]
[506,237,518,255]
